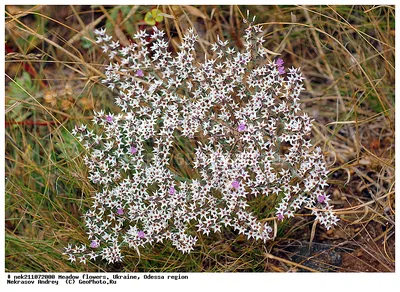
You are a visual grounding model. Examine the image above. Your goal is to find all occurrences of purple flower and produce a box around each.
[130,145,138,154]
[106,115,113,122]
[90,240,99,248]
[238,123,246,132]
[276,58,284,66]
[117,208,124,215]
[137,230,145,239]
[277,213,284,221]
[317,195,326,203]
[136,69,144,77]
[231,180,240,189]
[169,186,176,195]
[276,58,285,75]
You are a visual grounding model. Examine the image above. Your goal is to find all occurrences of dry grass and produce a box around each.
[5,5,395,272]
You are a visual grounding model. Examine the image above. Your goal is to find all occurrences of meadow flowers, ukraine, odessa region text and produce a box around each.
[64,19,339,265]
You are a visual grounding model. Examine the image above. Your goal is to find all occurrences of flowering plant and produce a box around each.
[64,19,338,264]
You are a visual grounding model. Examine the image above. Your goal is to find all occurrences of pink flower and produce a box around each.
[276,58,284,66]
[317,195,326,203]
[90,240,99,248]
[136,69,144,77]
[130,145,138,154]
[238,123,246,132]
[231,180,240,189]
[277,213,284,221]
[137,230,145,239]
[169,186,176,194]
[278,66,285,75]
[276,58,285,75]
[117,208,124,215]
[106,115,113,122]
